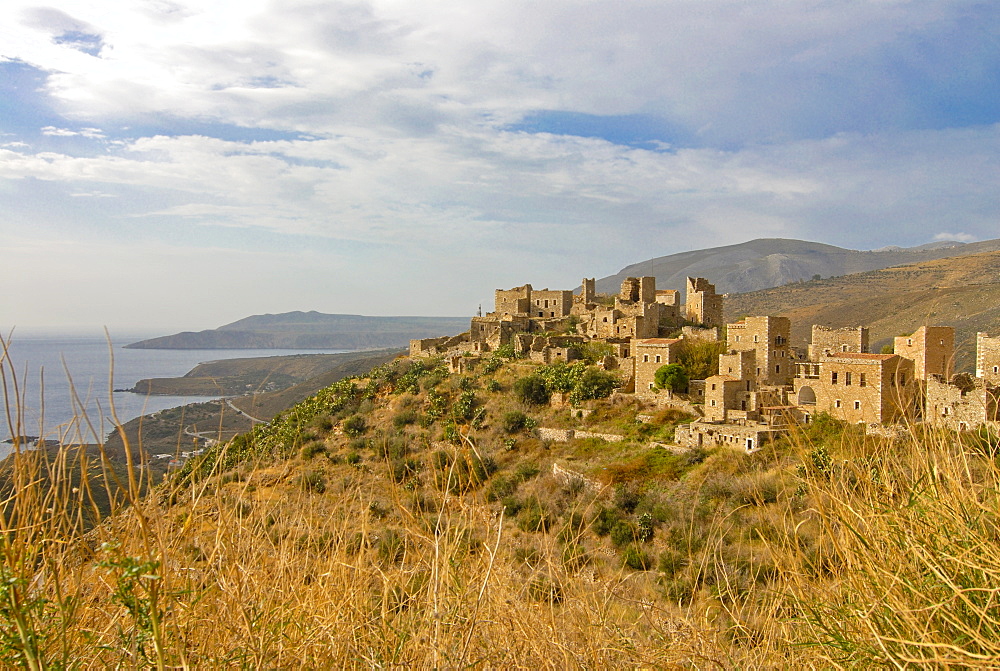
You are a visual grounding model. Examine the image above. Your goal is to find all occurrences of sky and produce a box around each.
[2,0,999,333]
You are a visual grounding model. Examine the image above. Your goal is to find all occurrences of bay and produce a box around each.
[0,331,346,452]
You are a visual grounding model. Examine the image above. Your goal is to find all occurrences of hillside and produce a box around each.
[106,349,400,459]
[6,347,997,666]
[125,311,469,350]
[597,236,1000,295]
[128,349,401,396]
[724,249,1000,371]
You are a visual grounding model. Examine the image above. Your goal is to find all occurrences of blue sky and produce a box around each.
[2,0,999,332]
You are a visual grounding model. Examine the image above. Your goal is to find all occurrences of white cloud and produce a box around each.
[2,0,999,328]
[934,232,977,243]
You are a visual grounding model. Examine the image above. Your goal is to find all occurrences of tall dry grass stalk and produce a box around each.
[772,423,1000,668]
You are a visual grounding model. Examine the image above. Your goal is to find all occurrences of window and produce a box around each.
[854,401,861,410]
[735,335,741,342]
[710,399,716,406]
[835,399,842,408]
[538,312,543,317]
[642,354,649,362]
[727,367,733,373]
[655,355,661,363]
[711,384,717,391]
[649,383,654,389]
[842,345,848,352]
[775,365,780,374]
[994,366,998,374]
[859,373,866,387]
[845,372,852,385]
[831,372,838,384]
[753,335,759,343]
[544,299,549,308]
[907,339,912,346]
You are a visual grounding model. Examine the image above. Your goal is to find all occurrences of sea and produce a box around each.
[0,331,346,457]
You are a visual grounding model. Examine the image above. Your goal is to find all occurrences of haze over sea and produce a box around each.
[0,331,345,453]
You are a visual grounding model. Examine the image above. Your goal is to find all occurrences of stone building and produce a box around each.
[976,332,1000,383]
[685,277,723,328]
[726,316,793,386]
[925,373,1000,431]
[633,338,683,392]
[703,375,754,422]
[808,325,869,360]
[793,353,918,424]
[894,326,955,381]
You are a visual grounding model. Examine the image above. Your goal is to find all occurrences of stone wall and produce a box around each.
[894,325,954,381]
[977,332,1000,383]
[808,325,869,360]
[925,374,1000,431]
[674,420,779,452]
[633,338,682,392]
[727,316,792,385]
[685,277,723,328]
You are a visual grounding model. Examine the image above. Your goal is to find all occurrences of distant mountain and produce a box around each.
[596,237,1000,295]
[724,249,1000,372]
[126,312,470,350]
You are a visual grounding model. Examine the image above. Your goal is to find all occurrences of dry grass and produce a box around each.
[3,339,1000,668]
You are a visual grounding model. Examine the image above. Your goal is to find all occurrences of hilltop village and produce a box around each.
[411,276,1000,451]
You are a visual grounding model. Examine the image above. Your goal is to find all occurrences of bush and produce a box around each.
[517,499,551,533]
[298,470,327,494]
[342,415,367,437]
[393,409,419,429]
[570,368,618,404]
[514,376,550,406]
[654,364,689,392]
[300,441,326,460]
[502,411,529,434]
[591,506,621,536]
[610,521,638,548]
[622,546,653,571]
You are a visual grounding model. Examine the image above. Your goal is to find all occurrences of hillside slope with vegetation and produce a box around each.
[2,347,999,666]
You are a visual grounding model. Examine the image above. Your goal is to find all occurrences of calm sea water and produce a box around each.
[0,332,346,452]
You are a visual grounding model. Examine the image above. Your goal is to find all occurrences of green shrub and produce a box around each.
[298,470,327,493]
[376,529,405,565]
[342,415,367,437]
[514,376,550,406]
[623,546,653,571]
[300,441,326,460]
[591,506,621,536]
[393,409,419,429]
[610,521,638,548]
[654,364,689,392]
[502,411,529,433]
[570,368,618,404]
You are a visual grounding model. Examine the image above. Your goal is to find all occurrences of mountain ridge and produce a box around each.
[126,313,469,350]
[597,237,1000,295]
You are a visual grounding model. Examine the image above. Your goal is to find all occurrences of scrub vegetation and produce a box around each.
[1,344,999,667]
